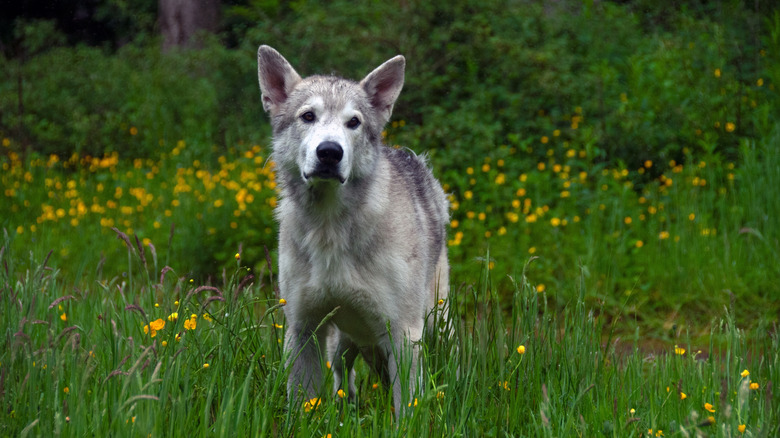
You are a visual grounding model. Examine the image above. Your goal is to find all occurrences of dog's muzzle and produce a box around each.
[304,141,346,183]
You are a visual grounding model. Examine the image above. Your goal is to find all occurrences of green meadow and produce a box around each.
[2,1,779,436]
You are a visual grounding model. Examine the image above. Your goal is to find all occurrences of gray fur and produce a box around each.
[257,45,450,417]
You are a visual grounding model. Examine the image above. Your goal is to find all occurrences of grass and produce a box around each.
[1,233,777,437]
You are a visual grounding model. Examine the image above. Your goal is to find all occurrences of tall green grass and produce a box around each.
[2,231,776,437]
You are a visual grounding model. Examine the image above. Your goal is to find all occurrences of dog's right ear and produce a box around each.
[258,45,302,115]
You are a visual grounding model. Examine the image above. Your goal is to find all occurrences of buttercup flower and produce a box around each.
[704,402,715,413]
[304,397,321,412]
[144,318,165,337]
[184,314,197,330]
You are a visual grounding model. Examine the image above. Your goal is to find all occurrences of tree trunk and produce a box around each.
[159,0,219,51]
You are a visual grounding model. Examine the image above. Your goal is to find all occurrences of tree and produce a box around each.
[159,0,219,51]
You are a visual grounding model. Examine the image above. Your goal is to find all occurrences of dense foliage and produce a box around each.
[1,0,779,331]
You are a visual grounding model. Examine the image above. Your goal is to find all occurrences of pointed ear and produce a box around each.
[359,55,405,124]
[257,45,302,115]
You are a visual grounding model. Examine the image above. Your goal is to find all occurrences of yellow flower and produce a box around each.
[550,217,561,227]
[304,398,321,412]
[60,313,67,322]
[234,252,240,260]
[680,392,687,400]
[337,389,346,399]
[704,402,715,412]
[144,318,165,337]
[714,68,721,78]
[750,382,759,390]
[203,363,209,368]
[184,314,197,330]
[162,341,168,347]
[725,122,736,132]
[63,386,70,394]
[438,299,444,306]
[517,345,526,354]
[408,398,418,407]
[738,424,746,433]
[674,345,685,355]
[167,312,179,322]
[536,284,545,293]
[279,298,287,306]
[741,369,750,378]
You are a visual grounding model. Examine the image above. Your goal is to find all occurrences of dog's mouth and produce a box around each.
[303,167,346,184]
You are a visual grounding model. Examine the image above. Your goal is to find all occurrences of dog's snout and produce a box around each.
[316,141,343,166]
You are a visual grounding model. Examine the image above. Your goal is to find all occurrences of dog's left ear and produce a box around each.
[360,55,405,124]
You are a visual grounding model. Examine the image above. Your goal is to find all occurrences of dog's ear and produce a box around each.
[258,45,302,115]
[360,55,405,124]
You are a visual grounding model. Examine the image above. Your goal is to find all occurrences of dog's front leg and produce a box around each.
[385,323,423,418]
[331,331,359,400]
[285,323,328,404]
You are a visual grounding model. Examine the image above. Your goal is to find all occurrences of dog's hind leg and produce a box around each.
[285,323,328,403]
[330,331,359,400]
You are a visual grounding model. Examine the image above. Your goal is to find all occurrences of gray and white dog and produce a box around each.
[257,45,449,415]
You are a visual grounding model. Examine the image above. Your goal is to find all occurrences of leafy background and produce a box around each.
[2,0,779,336]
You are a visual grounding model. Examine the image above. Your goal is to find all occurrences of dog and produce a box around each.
[257,45,450,416]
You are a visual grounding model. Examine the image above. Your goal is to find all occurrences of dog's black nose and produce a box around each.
[316,141,343,165]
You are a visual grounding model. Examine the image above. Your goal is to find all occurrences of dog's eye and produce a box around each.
[300,111,316,123]
[346,116,361,129]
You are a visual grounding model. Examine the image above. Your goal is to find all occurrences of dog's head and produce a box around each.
[258,45,405,186]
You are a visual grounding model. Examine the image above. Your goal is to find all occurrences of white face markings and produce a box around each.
[297,96,365,184]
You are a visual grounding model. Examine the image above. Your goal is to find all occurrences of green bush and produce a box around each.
[0,34,266,158]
